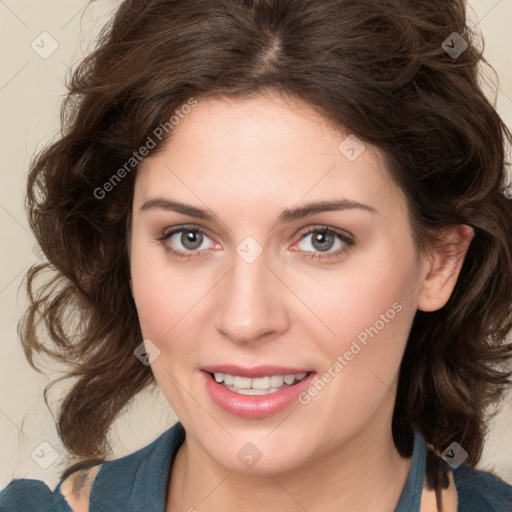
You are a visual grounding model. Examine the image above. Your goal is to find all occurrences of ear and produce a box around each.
[417,224,475,312]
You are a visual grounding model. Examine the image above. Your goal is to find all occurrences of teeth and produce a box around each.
[252,376,270,390]
[211,372,308,391]
[228,387,281,396]
[233,376,252,389]
[284,374,295,385]
[269,375,284,387]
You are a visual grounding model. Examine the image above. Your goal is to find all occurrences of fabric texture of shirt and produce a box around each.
[1,421,511,511]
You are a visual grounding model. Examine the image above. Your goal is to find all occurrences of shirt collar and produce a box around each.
[394,431,427,512]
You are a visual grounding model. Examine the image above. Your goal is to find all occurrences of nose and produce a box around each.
[214,246,289,345]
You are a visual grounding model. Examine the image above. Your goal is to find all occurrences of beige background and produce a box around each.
[1,0,511,491]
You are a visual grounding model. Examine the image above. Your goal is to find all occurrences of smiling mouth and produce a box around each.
[207,371,310,395]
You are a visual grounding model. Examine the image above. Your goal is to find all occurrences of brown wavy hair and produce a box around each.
[20,0,512,508]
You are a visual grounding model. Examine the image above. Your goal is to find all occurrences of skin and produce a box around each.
[128,91,473,512]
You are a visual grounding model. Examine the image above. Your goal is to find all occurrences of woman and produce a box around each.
[1,0,511,510]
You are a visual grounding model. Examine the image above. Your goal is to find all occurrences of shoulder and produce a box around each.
[0,478,65,511]
[0,422,185,512]
[0,465,105,512]
[0,467,103,512]
[85,421,185,507]
[453,464,512,511]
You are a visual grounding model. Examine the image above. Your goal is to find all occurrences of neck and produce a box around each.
[167,398,412,512]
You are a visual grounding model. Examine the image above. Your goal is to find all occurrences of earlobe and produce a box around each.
[417,224,475,312]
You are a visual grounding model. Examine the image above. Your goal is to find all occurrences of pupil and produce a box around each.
[313,232,333,252]
[183,230,202,250]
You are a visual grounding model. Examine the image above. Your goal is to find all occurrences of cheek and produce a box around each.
[295,277,416,445]
[302,240,419,394]
[129,237,214,388]
[299,240,418,347]
[130,228,186,317]
[130,237,184,341]
[129,246,200,410]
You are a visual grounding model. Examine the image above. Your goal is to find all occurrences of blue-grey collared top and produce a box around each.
[1,422,511,511]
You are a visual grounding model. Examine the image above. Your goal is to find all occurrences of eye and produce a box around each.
[156,224,355,262]
[292,225,355,261]
[156,225,218,260]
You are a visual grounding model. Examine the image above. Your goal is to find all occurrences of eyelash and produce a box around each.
[155,224,355,262]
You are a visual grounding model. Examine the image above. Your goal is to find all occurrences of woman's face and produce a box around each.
[129,92,431,473]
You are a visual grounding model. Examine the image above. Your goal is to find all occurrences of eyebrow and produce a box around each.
[140,198,377,223]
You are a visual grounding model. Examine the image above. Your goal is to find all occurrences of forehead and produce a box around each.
[134,93,404,218]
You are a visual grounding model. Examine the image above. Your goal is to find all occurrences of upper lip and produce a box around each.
[201,365,313,378]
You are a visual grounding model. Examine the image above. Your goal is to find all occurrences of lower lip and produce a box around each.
[202,371,316,418]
